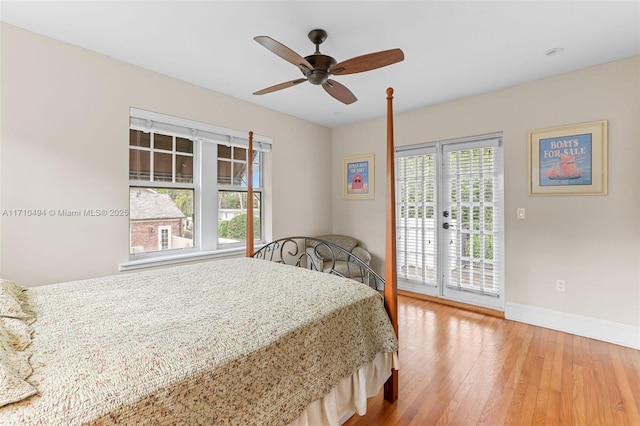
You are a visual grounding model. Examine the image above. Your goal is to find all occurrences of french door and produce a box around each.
[396,134,504,310]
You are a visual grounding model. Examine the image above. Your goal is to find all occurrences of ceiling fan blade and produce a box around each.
[322,79,357,105]
[253,78,307,96]
[330,48,405,75]
[254,36,314,72]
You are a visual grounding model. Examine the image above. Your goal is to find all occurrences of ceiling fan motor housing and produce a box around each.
[303,54,337,85]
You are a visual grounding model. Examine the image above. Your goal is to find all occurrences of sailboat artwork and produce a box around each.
[539,133,593,186]
[529,120,607,196]
[544,154,583,180]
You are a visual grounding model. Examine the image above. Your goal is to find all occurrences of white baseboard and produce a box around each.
[505,302,640,350]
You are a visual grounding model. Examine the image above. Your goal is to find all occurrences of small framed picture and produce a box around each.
[528,120,607,196]
[342,154,374,200]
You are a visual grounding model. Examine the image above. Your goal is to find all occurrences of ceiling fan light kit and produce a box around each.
[253,29,404,105]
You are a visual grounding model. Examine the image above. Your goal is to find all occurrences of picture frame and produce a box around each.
[528,120,608,196]
[342,153,375,200]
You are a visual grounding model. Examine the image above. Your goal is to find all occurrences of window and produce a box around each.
[217,145,262,245]
[129,129,195,256]
[126,108,271,268]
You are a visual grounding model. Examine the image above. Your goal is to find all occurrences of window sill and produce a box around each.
[119,245,265,272]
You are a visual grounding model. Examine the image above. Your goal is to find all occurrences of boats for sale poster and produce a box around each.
[539,133,592,186]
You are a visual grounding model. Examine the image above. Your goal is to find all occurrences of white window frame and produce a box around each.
[121,108,272,271]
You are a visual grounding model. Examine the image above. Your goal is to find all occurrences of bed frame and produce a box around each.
[245,88,399,402]
[253,236,385,288]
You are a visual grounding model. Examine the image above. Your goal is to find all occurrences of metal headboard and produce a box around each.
[252,236,384,290]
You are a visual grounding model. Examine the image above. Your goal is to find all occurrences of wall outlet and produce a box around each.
[556,279,566,292]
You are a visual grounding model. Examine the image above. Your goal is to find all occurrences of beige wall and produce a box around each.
[1,23,638,340]
[0,24,332,286]
[332,56,640,328]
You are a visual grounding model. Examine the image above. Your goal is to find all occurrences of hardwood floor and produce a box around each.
[345,295,640,426]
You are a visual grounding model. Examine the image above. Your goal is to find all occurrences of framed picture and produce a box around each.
[342,154,374,200]
[528,120,608,196]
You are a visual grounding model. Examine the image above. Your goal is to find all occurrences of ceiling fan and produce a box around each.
[253,29,404,105]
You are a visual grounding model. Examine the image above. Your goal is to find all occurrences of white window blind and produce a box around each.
[395,146,438,289]
[130,108,272,152]
[442,138,503,298]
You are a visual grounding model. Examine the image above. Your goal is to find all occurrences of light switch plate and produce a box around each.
[517,208,526,219]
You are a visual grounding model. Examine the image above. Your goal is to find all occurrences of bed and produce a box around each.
[0,88,399,425]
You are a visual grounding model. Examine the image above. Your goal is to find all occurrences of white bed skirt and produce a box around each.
[289,351,399,426]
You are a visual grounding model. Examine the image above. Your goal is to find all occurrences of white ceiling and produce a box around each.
[2,1,639,128]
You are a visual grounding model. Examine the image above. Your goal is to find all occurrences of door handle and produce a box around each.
[443,223,450,230]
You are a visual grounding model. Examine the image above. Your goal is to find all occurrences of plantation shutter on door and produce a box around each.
[441,137,503,303]
[395,134,504,309]
[395,146,438,294]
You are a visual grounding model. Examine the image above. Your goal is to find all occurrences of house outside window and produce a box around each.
[125,108,271,268]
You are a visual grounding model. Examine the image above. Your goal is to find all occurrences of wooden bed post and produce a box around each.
[246,131,254,257]
[384,87,399,402]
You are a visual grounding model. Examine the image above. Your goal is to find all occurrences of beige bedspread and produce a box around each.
[0,258,398,425]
